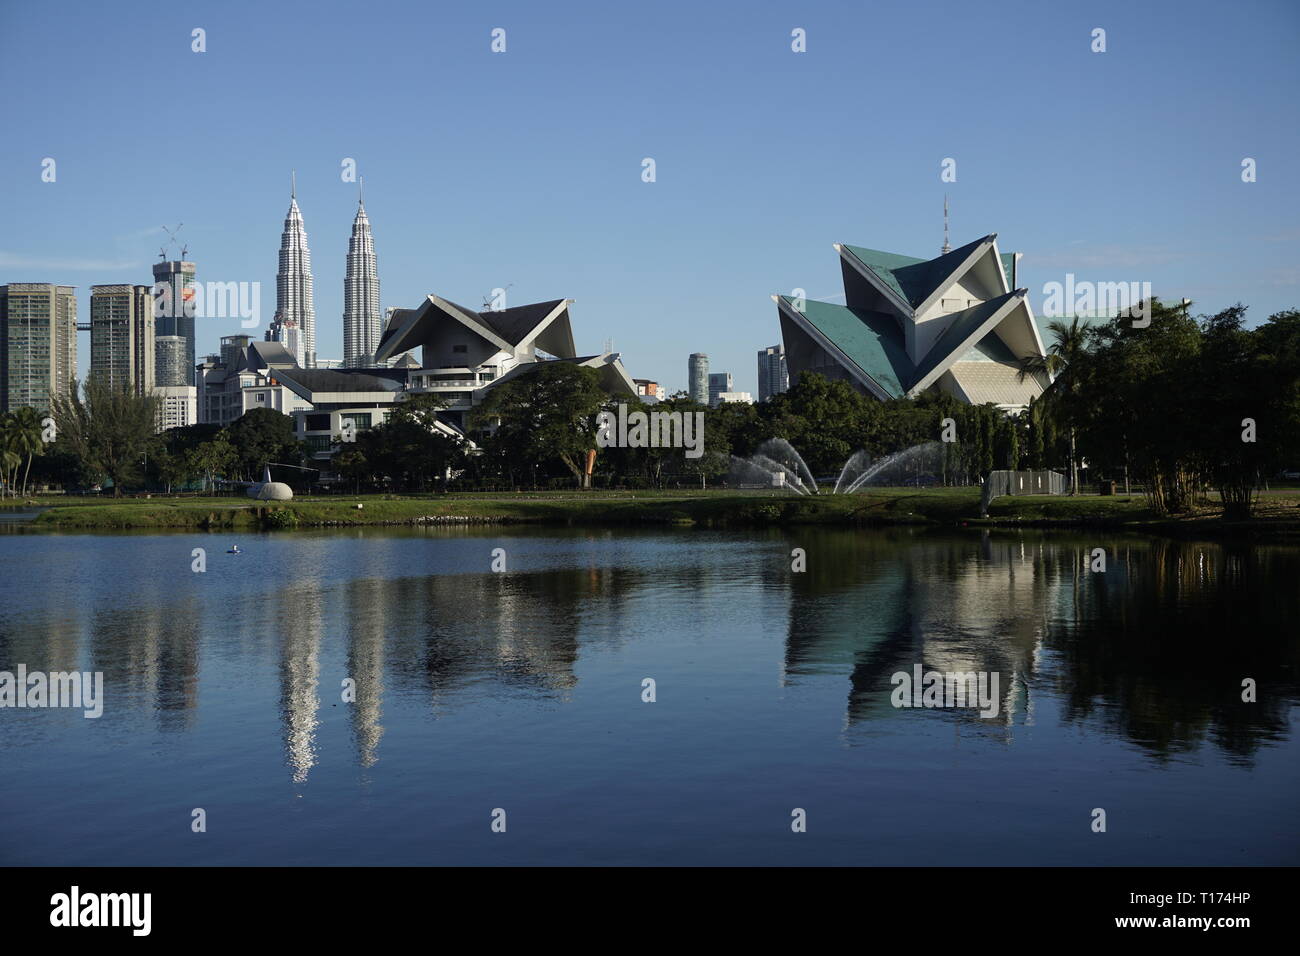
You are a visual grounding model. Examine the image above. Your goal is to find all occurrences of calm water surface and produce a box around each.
[1,526,1297,865]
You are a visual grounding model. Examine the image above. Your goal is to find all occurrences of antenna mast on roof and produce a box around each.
[941,195,951,255]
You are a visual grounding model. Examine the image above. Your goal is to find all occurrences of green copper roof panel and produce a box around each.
[779,296,910,398]
[1000,252,1016,290]
[843,237,989,310]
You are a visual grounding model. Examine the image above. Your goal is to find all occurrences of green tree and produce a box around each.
[50,378,160,497]
[1018,315,1091,493]
[223,408,304,480]
[469,363,608,488]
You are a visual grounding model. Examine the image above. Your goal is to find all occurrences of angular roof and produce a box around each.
[272,368,404,400]
[907,291,1025,390]
[376,294,577,362]
[776,296,910,398]
[843,236,992,311]
[486,353,638,397]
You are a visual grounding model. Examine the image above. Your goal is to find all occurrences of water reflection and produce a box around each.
[1,529,1296,781]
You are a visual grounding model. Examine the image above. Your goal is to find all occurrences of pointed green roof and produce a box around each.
[842,236,991,311]
[778,296,909,398]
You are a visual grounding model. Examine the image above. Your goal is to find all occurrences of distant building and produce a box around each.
[197,338,312,425]
[773,234,1049,411]
[271,178,316,367]
[688,353,709,405]
[90,284,155,395]
[154,385,197,431]
[708,371,733,407]
[376,294,636,432]
[0,282,77,413]
[757,344,789,402]
[342,185,381,368]
[155,335,189,387]
[714,390,754,405]
[153,259,197,385]
[633,378,665,402]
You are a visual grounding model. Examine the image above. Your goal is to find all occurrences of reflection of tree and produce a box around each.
[1047,539,1300,765]
[782,530,1300,764]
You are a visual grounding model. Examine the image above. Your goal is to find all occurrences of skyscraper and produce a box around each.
[271,174,316,367]
[708,371,733,407]
[154,335,188,388]
[757,344,789,402]
[688,352,709,405]
[90,284,155,395]
[342,181,380,368]
[0,283,77,413]
[153,259,197,386]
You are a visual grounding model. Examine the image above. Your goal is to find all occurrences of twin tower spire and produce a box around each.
[269,172,381,368]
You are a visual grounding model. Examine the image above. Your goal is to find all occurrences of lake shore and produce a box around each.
[7,488,1299,540]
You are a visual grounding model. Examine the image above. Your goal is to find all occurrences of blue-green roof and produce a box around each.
[779,296,910,398]
[843,236,993,310]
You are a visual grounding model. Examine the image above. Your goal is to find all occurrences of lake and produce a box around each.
[1,526,1297,866]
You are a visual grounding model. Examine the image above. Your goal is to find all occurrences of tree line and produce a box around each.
[11,299,1297,519]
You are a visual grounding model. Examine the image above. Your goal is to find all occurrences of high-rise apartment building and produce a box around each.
[688,352,709,405]
[90,284,155,394]
[708,371,733,407]
[0,283,77,413]
[153,259,197,386]
[757,344,789,402]
[154,335,188,388]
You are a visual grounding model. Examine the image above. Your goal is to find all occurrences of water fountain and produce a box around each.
[729,440,945,494]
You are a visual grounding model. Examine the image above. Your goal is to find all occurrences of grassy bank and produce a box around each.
[16,487,1300,538]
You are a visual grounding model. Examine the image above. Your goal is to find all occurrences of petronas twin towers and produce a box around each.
[268,174,381,368]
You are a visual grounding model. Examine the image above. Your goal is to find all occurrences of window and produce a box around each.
[305,414,330,431]
[342,412,372,430]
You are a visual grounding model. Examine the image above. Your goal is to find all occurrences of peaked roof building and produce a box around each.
[343,180,381,368]
[376,293,636,430]
[270,174,316,367]
[774,234,1049,410]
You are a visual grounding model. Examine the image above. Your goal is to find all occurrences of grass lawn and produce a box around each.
[11,486,1298,536]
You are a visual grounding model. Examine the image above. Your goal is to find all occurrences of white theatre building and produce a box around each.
[774,234,1050,411]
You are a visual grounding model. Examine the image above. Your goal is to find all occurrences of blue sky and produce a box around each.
[2,0,1297,395]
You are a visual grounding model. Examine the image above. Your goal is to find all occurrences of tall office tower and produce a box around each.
[153,259,197,385]
[154,335,188,387]
[708,371,733,407]
[688,352,709,405]
[342,182,380,367]
[273,174,316,367]
[0,283,77,413]
[757,344,789,402]
[90,284,155,394]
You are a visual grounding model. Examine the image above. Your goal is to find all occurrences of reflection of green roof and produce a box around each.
[843,237,992,309]
[780,296,909,398]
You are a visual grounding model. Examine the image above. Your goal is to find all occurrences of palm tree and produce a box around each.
[9,406,46,496]
[1019,316,1091,494]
